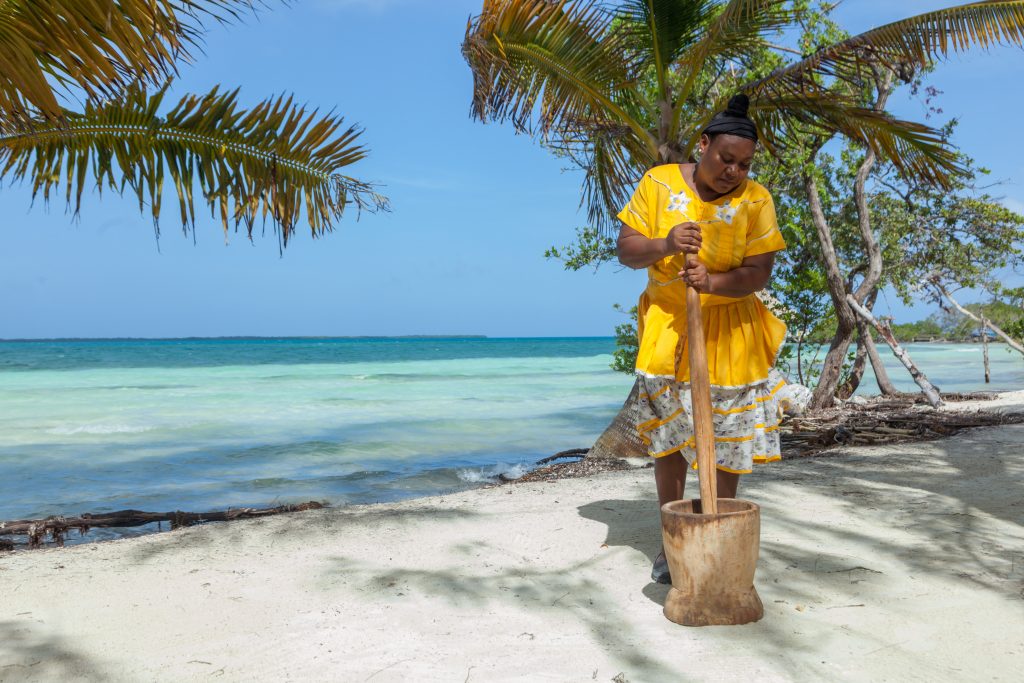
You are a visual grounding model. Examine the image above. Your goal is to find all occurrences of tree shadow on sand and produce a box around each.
[0,619,109,682]
[574,423,1024,679]
[318,547,680,679]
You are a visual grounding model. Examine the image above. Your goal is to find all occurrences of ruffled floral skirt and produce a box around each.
[635,369,800,473]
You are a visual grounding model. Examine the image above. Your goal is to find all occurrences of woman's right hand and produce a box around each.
[664,222,702,256]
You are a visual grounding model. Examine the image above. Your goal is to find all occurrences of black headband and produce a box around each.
[701,94,758,142]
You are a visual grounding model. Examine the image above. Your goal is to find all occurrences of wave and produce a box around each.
[457,462,530,483]
[48,423,154,435]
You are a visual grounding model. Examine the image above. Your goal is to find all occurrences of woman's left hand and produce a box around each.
[680,260,712,293]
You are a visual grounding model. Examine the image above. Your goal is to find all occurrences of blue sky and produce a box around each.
[1,0,1021,339]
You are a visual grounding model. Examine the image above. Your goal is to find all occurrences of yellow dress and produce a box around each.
[617,164,788,473]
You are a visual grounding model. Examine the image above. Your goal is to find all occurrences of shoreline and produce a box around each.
[4,390,1020,552]
[2,393,1023,680]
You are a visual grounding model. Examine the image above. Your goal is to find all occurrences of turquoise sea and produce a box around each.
[1,338,1022,542]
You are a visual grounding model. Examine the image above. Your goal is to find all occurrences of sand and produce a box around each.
[2,393,1024,682]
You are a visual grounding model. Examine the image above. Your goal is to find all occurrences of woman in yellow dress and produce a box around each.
[616,94,788,583]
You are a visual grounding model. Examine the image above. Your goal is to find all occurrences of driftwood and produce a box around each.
[0,501,325,550]
[983,317,991,383]
[932,280,1024,356]
[535,448,589,465]
[846,295,944,408]
[531,392,1018,479]
[780,393,1022,457]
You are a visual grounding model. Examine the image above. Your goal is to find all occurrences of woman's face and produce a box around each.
[696,133,756,195]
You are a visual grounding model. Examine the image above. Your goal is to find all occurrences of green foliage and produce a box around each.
[610,303,639,374]
[544,227,617,271]
[871,133,1024,305]
[937,301,1024,341]
[890,317,943,341]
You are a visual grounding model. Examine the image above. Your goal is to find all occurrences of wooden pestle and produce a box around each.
[685,254,718,514]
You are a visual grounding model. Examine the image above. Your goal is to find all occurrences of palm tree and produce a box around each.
[464,0,1022,223]
[463,0,1024,421]
[0,1,386,246]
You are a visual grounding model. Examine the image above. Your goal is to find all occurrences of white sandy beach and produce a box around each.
[2,392,1024,682]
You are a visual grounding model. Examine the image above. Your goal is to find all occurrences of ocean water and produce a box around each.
[1,338,1021,543]
[0,338,632,536]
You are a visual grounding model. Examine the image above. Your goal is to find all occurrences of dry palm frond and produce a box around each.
[462,0,652,151]
[0,0,257,124]
[0,84,388,247]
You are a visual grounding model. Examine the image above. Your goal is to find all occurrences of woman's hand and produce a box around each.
[664,222,702,256]
[680,259,712,293]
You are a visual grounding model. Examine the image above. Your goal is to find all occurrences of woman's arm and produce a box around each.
[617,223,702,269]
[682,252,776,298]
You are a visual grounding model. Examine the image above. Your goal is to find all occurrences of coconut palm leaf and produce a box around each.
[463,0,653,151]
[579,123,650,226]
[0,84,388,246]
[748,1,1024,95]
[0,0,257,124]
[751,90,964,186]
[615,0,718,91]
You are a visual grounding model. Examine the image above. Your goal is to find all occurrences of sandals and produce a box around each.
[651,551,672,584]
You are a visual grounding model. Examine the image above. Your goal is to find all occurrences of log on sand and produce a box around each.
[1,502,324,550]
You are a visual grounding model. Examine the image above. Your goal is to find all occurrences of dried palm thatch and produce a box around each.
[0,1,259,124]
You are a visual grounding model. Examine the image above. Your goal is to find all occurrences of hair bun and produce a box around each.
[725,93,750,117]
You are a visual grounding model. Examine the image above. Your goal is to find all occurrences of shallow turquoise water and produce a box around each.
[0,338,632,529]
[1,338,1020,542]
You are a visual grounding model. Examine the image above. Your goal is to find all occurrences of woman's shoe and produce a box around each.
[651,551,671,584]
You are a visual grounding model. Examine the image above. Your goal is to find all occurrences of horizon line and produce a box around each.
[0,335,618,343]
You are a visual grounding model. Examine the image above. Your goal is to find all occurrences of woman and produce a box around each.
[616,94,787,584]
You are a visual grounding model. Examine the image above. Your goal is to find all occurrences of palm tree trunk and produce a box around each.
[587,379,647,460]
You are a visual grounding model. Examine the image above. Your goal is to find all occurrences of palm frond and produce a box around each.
[0,1,259,123]
[679,1,792,77]
[748,89,964,188]
[0,84,388,246]
[672,0,792,137]
[615,0,717,89]
[546,120,653,231]
[462,0,654,152]
[747,1,1024,93]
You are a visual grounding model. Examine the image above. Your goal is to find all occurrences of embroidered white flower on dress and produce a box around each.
[715,202,740,224]
[667,190,690,214]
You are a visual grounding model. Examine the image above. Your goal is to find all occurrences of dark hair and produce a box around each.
[701,94,758,142]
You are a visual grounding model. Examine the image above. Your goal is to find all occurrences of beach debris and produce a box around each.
[527,392,1017,480]
[0,501,325,551]
[780,393,1022,457]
